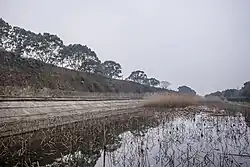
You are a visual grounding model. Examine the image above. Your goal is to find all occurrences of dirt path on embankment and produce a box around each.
[0,100,145,137]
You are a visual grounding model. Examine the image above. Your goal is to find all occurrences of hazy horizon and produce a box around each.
[1,0,250,95]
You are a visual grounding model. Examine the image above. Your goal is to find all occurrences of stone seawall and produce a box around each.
[0,99,145,137]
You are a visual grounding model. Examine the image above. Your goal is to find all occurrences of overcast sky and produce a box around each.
[1,0,250,95]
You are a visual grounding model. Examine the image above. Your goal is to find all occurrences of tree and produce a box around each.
[0,18,102,70]
[127,70,147,84]
[11,27,31,55]
[95,63,106,75]
[0,18,65,65]
[223,89,239,98]
[27,33,64,65]
[80,58,101,73]
[0,19,31,55]
[61,44,88,70]
[205,91,223,98]
[60,44,100,72]
[178,85,196,95]
[145,78,160,87]
[241,81,250,98]
[160,81,171,89]
[79,50,101,73]
[0,18,12,50]
[101,60,122,78]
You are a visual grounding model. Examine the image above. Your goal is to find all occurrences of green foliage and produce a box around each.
[0,18,64,65]
[0,18,100,73]
[144,78,160,87]
[60,44,101,73]
[0,18,168,90]
[223,89,239,98]
[30,33,64,64]
[127,70,147,84]
[205,89,240,98]
[206,83,249,99]
[241,81,250,98]
[127,71,161,87]
[178,86,196,95]
[160,81,171,89]
[205,91,223,97]
[0,18,12,48]
[101,60,122,78]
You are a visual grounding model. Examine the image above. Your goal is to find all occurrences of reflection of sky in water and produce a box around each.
[93,112,250,167]
[43,111,250,167]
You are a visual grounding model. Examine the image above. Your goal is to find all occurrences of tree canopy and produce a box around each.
[60,44,101,73]
[160,81,171,89]
[0,18,171,89]
[127,70,147,84]
[0,18,102,74]
[126,70,161,87]
[223,89,239,98]
[101,60,122,78]
[205,81,250,101]
[0,19,65,65]
[241,81,250,98]
[146,78,160,87]
[178,86,196,95]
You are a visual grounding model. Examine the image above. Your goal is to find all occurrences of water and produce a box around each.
[1,107,250,167]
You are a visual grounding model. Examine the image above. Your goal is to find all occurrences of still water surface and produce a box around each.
[1,107,250,167]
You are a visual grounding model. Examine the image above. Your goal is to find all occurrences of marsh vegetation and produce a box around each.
[1,105,250,167]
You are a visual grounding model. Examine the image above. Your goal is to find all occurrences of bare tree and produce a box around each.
[160,81,171,89]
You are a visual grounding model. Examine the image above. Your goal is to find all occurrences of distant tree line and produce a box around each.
[205,81,250,101]
[178,86,196,95]
[0,18,171,88]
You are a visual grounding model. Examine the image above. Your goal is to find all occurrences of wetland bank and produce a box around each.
[1,3,250,167]
[1,104,250,167]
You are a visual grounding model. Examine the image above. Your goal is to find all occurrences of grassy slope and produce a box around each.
[0,49,166,95]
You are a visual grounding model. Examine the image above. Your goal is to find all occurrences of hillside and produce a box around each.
[0,49,166,96]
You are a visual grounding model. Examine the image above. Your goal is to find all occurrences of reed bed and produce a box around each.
[143,93,201,108]
[1,107,249,167]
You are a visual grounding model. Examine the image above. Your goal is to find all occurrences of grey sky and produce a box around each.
[1,0,250,95]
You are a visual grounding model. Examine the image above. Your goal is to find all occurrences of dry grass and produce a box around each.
[0,86,152,99]
[143,93,200,108]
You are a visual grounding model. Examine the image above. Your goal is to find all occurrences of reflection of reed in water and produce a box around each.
[100,111,250,167]
[0,109,160,166]
[1,107,250,167]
